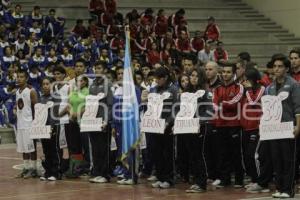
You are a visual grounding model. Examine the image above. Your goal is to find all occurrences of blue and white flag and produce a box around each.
[121,28,140,162]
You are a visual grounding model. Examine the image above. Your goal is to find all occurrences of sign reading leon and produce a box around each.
[174,90,205,134]
[259,91,294,140]
[141,92,170,133]
[29,102,54,139]
[80,93,105,132]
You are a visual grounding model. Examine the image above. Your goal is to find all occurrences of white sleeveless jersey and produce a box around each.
[54,84,70,124]
[16,87,33,129]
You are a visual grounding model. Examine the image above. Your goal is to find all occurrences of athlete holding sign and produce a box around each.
[266,55,300,198]
[88,61,113,184]
[178,68,213,193]
[146,67,178,189]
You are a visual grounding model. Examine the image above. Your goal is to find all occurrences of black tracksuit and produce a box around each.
[40,94,62,178]
[149,83,178,184]
[88,77,113,179]
[266,76,300,197]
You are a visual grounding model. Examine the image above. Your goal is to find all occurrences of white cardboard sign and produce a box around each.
[259,91,294,140]
[141,92,170,133]
[80,93,105,132]
[29,102,54,139]
[174,90,205,134]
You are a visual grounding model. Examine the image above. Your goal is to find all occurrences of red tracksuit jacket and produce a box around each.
[240,86,265,131]
[213,82,244,127]
[204,23,220,41]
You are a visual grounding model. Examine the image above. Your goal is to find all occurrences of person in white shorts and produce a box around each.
[15,69,38,178]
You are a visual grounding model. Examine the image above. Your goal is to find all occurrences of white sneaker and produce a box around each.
[147,175,158,182]
[159,181,171,189]
[186,185,206,193]
[244,182,255,189]
[89,176,107,183]
[40,176,47,181]
[151,181,162,188]
[212,179,221,186]
[272,191,281,198]
[117,179,133,185]
[246,183,270,193]
[279,193,291,198]
[48,176,57,181]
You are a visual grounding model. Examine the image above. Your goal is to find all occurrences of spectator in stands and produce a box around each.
[29,47,47,69]
[235,58,247,83]
[89,0,105,18]
[59,46,74,67]
[88,18,102,40]
[104,0,116,15]
[0,82,15,126]
[27,6,43,27]
[174,19,188,38]
[28,64,45,93]
[11,4,24,26]
[182,55,196,75]
[198,40,215,65]
[125,9,140,24]
[71,19,88,39]
[147,42,160,65]
[26,33,39,56]
[213,41,228,64]
[160,42,171,64]
[289,48,300,82]
[237,51,251,63]
[4,64,17,86]
[27,21,43,40]
[109,32,124,53]
[154,9,168,38]
[99,11,113,28]
[168,8,185,28]
[140,8,154,33]
[259,61,273,87]
[16,50,28,66]
[14,34,30,56]
[204,16,220,41]
[99,47,112,67]
[190,31,205,54]
[175,30,190,53]
[44,9,65,40]
[2,46,16,71]
[46,47,58,63]
[44,62,55,78]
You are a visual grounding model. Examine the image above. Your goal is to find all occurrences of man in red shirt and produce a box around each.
[153,9,168,38]
[213,63,244,188]
[289,49,300,82]
[204,16,220,41]
[190,31,205,53]
[175,31,190,53]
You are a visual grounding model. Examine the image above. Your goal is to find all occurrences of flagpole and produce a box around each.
[124,25,138,184]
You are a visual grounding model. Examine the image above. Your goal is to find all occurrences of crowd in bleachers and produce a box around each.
[3,0,300,199]
[0,0,227,127]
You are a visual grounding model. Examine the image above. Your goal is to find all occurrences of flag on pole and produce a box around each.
[121,26,140,163]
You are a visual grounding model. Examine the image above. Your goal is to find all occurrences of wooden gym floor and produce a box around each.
[0,144,299,200]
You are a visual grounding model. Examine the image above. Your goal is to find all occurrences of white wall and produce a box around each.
[243,0,300,37]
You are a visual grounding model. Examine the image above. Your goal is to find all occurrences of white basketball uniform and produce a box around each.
[16,87,35,153]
